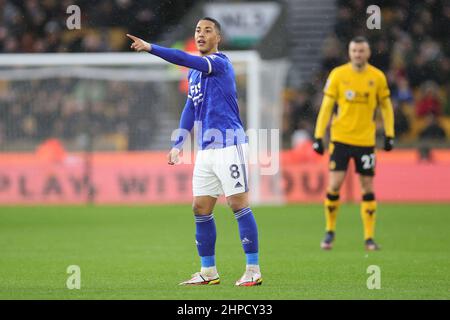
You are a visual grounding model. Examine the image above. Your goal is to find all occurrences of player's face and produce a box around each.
[195,20,220,55]
[349,42,371,68]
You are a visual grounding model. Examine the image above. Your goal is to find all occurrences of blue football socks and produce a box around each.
[194,213,216,268]
[234,207,259,265]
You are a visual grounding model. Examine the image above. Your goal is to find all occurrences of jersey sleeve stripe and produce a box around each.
[203,56,212,74]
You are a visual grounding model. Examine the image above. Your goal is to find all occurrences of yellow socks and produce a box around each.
[361,193,377,240]
[324,192,340,232]
[324,191,378,240]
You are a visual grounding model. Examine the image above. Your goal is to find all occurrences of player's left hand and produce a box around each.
[384,136,394,151]
[126,34,151,52]
[312,138,324,155]
[167,148,181,165]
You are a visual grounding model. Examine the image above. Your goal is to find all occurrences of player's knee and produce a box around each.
[361,186,374,195]
[227,197,248,212]
[192,201,211,215]
[328,177,344,192]
[360,177,374,194]
[229,202,247,213]
[328,181,342,194]
[328,186,340,194]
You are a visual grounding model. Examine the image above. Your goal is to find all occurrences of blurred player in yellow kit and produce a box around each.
[313,36,395,251]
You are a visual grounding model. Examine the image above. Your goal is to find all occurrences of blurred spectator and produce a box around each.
[334,6,355,42]
[290,89,315,129]
[416,81,442,118]
[394,102,411,139]
[445,84,450,116]
[0,77,165,151]
[407,55,432,89]
[36,138,67,163]
[371,38,391,72]
[0,0,194,53]
[291,121,313,148]
[321,36,344,71]
[419,115,447,141]
[393,77,414,104]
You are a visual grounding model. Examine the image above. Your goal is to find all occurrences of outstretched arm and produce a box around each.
[126,34,210,73]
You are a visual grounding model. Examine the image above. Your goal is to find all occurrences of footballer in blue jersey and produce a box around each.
[127,17,261,286]
[186,53,247,149]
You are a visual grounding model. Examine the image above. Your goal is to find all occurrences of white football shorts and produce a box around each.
[193,143,249,198]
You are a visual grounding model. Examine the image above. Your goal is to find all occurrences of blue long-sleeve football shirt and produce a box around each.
[149,45,247,150]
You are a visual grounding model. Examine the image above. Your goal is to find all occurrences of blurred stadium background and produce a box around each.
[0,0,449,204]
[1,0,449,300]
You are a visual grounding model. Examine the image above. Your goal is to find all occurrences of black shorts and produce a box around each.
[329,141,376,176]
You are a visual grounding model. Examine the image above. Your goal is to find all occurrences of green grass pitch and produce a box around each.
[0,204,449,299]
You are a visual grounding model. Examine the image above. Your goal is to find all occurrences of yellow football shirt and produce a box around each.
[315,63,394,146]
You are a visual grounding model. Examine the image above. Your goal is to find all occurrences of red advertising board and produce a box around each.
[0,150,449,204]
